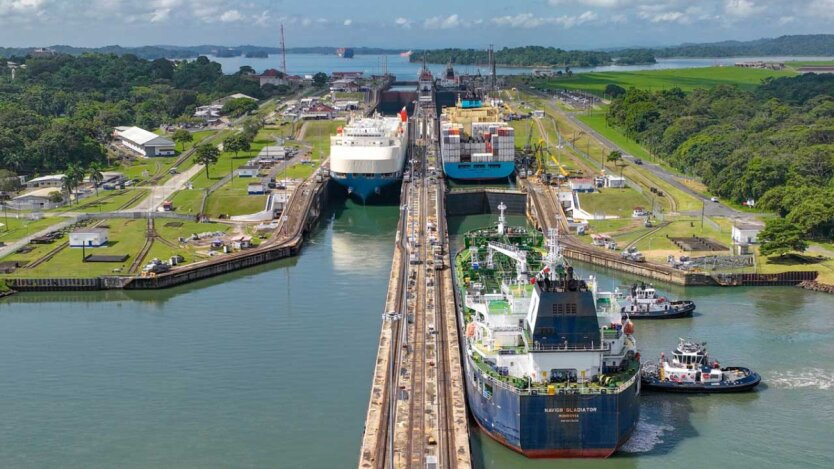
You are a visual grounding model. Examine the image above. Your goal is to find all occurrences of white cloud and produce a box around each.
[423,14,460,29]
[491,10,598,29]
[343,18,352,26]
[149,8,171,22]
[548,0,628,6]
[394,17,413,29]
[778,15,795,25]
[724,0,760,17]
[219,9,242,23]
[253,10,270,26]
[809,0,834,19]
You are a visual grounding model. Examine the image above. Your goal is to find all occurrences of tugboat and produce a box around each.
[641,338,761,393]
[618,283,695,319]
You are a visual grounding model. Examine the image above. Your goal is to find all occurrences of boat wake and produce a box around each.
[768,368,834,390]
[620,420,674,453]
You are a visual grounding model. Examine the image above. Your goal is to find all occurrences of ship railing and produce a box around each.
[476,363,639,396]
[529,343,611,352]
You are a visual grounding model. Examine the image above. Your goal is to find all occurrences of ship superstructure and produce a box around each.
[455,207,640,457]
[329,112,408,201]
[439,99,515,180]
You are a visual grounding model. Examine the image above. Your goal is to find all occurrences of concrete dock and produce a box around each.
[359,108,470,469]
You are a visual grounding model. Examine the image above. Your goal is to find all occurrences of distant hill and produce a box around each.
[1,35,831,62]
[0,44,403,60]
[631,34,834,59]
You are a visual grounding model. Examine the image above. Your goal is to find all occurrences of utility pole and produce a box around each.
[701,200,705,229]
[280,23,288,76]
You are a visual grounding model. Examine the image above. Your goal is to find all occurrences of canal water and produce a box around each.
[210,53,834,77]
[1,208,833,468]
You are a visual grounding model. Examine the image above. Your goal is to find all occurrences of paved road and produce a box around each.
[130,163,204,213]
[529,87,760,221]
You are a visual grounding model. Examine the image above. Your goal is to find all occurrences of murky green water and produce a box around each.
[1,208,832,468]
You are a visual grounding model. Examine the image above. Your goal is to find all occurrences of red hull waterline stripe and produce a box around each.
[474,417,635,459]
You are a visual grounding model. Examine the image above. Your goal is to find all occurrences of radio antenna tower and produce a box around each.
[280,23,288,76]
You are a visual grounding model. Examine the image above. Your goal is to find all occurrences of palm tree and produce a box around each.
[62,166,84,205]
[88,162,104,197]
[193,144,220,178]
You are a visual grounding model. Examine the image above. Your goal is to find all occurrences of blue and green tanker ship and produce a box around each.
[454,205,640,457]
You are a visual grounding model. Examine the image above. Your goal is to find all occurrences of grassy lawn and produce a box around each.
[630,217,732,261]
[204,177,268,217]
[0,216,65,243]
[536,66,796,95]
[578,187,649,218]
[785,60,834,67]
[169,189,205,215]
[11,219,148,277]
[577,112,654,162]
[187,126,289,191]
[303,120,343,160]
[49,189,147,213]
[146,220,232,267]
[333,91,366,101]
[281,162,317,180]
[508,119,541,149]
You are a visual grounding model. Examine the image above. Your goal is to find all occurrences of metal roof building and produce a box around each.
[114,126,176,157]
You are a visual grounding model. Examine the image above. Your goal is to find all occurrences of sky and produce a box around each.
[0,0,832,50]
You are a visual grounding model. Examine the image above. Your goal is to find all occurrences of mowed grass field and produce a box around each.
[537,66,796,95]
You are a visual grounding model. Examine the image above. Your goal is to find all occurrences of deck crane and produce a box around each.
[486,242,529,283]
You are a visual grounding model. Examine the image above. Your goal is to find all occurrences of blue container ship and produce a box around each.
[454,206,641,457]
[439,99,516,181]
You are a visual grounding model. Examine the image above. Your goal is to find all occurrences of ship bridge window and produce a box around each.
[552,303,577,315]
[550,369,578,383]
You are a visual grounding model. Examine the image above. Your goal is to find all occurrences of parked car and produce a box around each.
[710,197,719,202]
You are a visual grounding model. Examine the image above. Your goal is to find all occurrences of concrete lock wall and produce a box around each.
[446,190,526,217]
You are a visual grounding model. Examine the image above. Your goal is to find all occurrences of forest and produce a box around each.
[412,46,613,67]
[606,74,834,241]
[618,34,834,59]
[0,54,278,174]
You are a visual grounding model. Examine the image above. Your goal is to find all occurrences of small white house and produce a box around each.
[732,223,762,245]
[114,126,176,157]
[569,178,595,193]
[231,235,253,249]
[238,165,259,177]
[69,228,109,248]
[606,175,626,188]
[632,207,648,217]
[248,183,265,195]
[532,110,545,118]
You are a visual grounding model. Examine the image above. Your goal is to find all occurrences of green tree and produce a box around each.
[759,218,808,257]
[0,169,21,193]
[88,162,104,197]
[223,134,248,158]
[47,191,63,204]
[172,129,193,152]
[313,72,328,88]
[604,84,626,99]
[606,150,624,177]
[221,97,258,117]
[193,144,220,178]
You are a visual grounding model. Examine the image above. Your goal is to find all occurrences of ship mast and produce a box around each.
[497,201,507,236]
[543,228,561,280]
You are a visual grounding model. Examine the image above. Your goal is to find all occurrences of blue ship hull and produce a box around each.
[331,174,400,202]
[443,161,515,181]
[465,358,640,457]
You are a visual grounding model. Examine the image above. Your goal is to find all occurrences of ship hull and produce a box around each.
[464,357,640,457]
[443,161,515,181]
[331,173,400,202]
